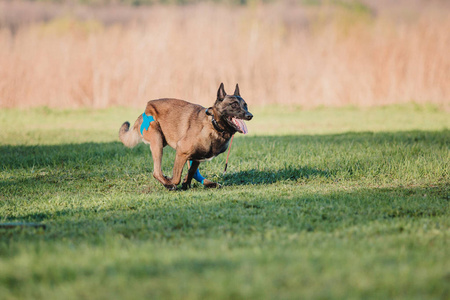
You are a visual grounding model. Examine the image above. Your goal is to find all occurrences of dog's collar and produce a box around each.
[205,108,226,133]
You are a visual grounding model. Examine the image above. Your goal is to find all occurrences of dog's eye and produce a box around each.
[231,102,239,108]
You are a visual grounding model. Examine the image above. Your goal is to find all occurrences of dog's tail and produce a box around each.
[119,118,141,148]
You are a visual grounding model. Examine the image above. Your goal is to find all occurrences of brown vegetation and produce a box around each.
[0,0,449,108]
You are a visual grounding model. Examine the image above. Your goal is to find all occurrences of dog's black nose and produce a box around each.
[245,112,253,120]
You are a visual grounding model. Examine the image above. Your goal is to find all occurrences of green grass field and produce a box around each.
[1,105,449,299]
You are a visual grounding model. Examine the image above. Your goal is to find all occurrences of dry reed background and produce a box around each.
[0,0,449,108]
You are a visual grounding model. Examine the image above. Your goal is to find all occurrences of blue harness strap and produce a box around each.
[140,113,155,135]
[190,160,206,184]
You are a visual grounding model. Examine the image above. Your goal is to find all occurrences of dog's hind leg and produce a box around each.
[146,128,176,190]
[168,152,188,187]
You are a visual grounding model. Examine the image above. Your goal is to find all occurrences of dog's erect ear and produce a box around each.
[234,84,240,97]
[217,83,226,101]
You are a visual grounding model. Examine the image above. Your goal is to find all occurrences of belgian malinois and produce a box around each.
[119,83,253,190]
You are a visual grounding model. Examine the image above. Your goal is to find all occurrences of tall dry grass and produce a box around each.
[0,1,449,108]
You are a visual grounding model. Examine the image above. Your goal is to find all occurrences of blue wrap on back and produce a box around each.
[190,161,206,184]
[140,113,155,135]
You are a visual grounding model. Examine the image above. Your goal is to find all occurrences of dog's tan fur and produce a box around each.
[119,83,252,190]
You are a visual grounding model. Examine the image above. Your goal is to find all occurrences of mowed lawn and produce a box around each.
[0,105,449,299]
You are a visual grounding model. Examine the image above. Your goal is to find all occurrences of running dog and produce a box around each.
[119,83,253,190]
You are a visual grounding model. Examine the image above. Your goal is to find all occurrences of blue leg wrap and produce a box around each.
[190,160,206,184]
[140,113,155,135]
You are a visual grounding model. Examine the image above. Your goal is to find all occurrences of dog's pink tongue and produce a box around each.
[232,118,248,134]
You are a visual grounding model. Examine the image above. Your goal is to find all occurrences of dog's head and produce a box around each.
[213,83,253,134]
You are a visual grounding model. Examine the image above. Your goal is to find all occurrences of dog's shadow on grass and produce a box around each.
[1,130,447,190]
[221,166,331,186]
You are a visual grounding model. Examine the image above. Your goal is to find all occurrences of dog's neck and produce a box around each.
[205,107,235,136]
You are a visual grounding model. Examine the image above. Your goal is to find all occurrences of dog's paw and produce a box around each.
[181,182,191,190]
[164,184,177,191]
[202,179,221,189]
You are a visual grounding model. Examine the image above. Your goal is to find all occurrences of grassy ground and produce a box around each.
[0,105,449,299]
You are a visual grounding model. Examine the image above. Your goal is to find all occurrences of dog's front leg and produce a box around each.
[182,160,200,190]
[202,178,221,189]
